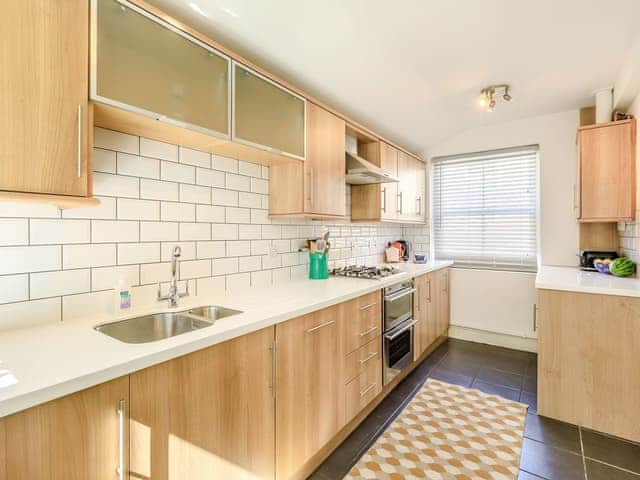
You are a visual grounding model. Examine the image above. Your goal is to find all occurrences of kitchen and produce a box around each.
[1,1,639,479]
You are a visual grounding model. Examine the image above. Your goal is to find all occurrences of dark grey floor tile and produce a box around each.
[519,438,586,480]
[586,459,640,480]
[307,470,332,480]
[524,413,581,454]
[582,429,640,474]
[484,352,529,375]
[428,366,474,387]
[436,354,483,377]
[520,390,538,413]
[472,379,521,401]
[518,471,546,480]
[477,366,524,389]
[523,374,538,394]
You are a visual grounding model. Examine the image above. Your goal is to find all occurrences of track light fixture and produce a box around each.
[477,84,512,112]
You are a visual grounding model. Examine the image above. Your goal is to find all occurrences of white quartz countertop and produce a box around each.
[536,265,640,298]
[0,260,452,417]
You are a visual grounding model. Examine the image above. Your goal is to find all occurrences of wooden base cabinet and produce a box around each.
[0,377,129,480]
[538,289,640,443]
[275,305,343,480]
[129,327,275,480]
[413,272,437,360]
[435,269,450,337]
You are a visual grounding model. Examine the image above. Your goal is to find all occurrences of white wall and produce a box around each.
[426,109,580,349]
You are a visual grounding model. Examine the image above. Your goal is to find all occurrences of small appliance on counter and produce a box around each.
[386,240,412,262]
[579,250,618,271]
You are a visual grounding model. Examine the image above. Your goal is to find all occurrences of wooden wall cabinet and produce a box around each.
[0,377,129,480]
[577,119,636,222]
[0,0,96,207]
[351,141,426,223]
[538,289,640,443]
[275,305,343,480]
[269,102,346,218]
[129,327,275,480]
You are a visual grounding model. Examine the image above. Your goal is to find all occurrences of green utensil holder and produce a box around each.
[309,252,329,280]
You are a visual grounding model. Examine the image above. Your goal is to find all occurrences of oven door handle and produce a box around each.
[384,319,417,340]
[384,288,416,303]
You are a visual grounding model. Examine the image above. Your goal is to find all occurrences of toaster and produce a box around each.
[579,250,618,271]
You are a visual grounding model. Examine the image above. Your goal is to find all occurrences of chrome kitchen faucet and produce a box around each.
[157,246,189,308]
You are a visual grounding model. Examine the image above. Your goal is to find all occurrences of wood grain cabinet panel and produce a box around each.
[435,269,450,337]
[340,291,382,355]
[380,142,399,221]
[0,377,129,480]
[344,354,382,424]
[578,119,636,222]
[129,327,275,480]
[343,337,381,384]
[413,272,438,360]
[538,289,640,443]
[1,0,91,197]
[275,306,343,480]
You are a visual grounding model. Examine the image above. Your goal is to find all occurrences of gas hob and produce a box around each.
[330,265,400,280]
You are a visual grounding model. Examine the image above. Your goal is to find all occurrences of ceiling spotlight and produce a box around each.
[477,84,512,111]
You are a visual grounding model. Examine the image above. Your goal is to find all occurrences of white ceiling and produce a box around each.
[147,0,639,155]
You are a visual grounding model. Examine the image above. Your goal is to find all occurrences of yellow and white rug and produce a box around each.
[345,378,527,480]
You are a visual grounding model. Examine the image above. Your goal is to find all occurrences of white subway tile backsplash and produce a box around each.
[180,184,211,204]
[226,240,251,257]
[92,265,140,291]
[238,192,262,209]
[251,177,268,194]
[0,274,29,304]
[251,209,270,225]
[196,168,225,188]
[226,207,250,224]
[140,262,171,284]
[63,244,116,269]
[226,173,251,192]
[0,297,61,331]
[238,224,262,240]
[92,220,139,243]
[0,202,60,219]
[226,273,250,291]
[251,240,270,256]
[197,275,225,296]
[262,254,282,269]
[0,219,28,246]
[118,243,160,265]
[213,155,238,173]
[162,161,196,184]
[211,223,238,241]
[261,225,281,239]
[180,223,211,241]
[238,161,262,178]
[117,153,160,179]
[212,257,238,275]
[161,242,196,262]
[273,267,291,284]
[63,290,113,322]
[180,259,211,279]
[93,148,117,173]
[140,179,179,202]
[0,246,60,275]
[196,241,225,259]
[212,188,238,206]
[30,269,90,299]
[196,205,225,223]
[94,128,139,154]
[117,198,160,221]
[161,202,195,222]
[93,173,140,198]
[239,256,261,272]
[62,196,117,220]
[251,270,272,288]
[141,222,179,242]
[140,137,178,161]
[179,146,211,168]
[30,219,90,245]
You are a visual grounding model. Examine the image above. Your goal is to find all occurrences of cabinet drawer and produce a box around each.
[345,355,382,423]
[341,291,382,355]
[343,337,381,384]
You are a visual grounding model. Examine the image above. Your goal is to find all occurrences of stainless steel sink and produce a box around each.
[94,312,214,344]
[94,306,243,343]
[186,305,243,321]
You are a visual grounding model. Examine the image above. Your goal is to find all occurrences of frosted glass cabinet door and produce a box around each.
[95,0,230,136]
[234,63,306,159]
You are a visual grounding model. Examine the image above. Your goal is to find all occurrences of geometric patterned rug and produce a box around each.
[344,378,528,480]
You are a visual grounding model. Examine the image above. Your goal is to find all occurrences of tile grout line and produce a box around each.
[583,455,640,477]
[579,427,588,480]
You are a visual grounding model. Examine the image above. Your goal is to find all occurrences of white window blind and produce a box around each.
[432,145,538,272]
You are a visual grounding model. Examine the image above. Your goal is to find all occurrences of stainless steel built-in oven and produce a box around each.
[382,281,416,384]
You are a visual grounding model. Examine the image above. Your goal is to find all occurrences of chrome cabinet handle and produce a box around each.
[306,167,313,208]
[416,196,421,216]
[359,351,378,365]
[384,288,416,302]
[427,280,432,302]
[415,286,420,312]
[359,325,378,337]
[396,192,403,214]
[533,304,538,332]
[359,302,377,311]
[381,187,386,212]
[116,399,125,480]
[443,272,449,293]
[306,319,335,334]
[384,319,417,340]
[76,104,83,178]
[360,382,377,397]
[270,341,277,399]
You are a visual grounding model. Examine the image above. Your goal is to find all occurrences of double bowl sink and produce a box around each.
[94,306,242,344]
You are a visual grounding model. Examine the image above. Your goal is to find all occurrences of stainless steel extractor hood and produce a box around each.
[345,151,400,185]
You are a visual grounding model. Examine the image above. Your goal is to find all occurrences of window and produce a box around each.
[431,145,538,272]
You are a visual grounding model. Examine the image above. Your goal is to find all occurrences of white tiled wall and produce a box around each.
[619,211,640,266]
[0,128,429,330]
